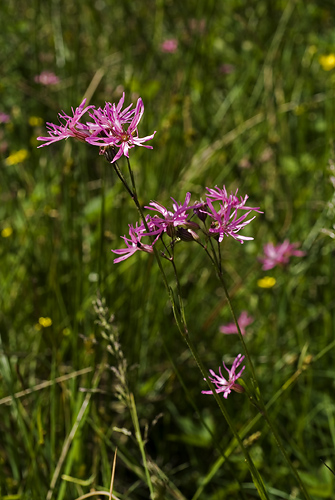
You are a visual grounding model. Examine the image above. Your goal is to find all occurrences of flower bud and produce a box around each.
[176,227,199,242]
[232,383,245,394]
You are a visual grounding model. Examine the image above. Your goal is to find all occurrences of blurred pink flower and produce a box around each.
[34,71,60,85]
[189,19,206,34]
[219,64,235,75]
[161,39,178,53]
[202,354,245,399]
[0,113,11,124]
[220,311,254,336]
[259,240,305,270]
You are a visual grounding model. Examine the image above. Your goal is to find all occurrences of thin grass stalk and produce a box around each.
[128,393,155,499]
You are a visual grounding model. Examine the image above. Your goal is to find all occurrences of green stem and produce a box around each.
[98,162,106,290]
[183,332,270,500]
[128,393,155,499]
[114,157,269,498]
[213,249,311,500]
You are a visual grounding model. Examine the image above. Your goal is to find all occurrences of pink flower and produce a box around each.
[86,94,156,162]
[219,64,235,75]
[192,186,262,243]
[146,192,200,238]
[37,94,156,162]
[34,71,60,85]
[160,39,178,53]
[259,240,305,270]
[206,198,257,243]
[206,186,262,212]
[0,113,11,124]
[202,354,245,399]
[111,219,159,263]
[220,311,254,336]
[37,99,95,147]
[189,19,206,34]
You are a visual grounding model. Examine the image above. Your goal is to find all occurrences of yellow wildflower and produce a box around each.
[257,276,276,288]
[5,149,29,166]
[29,116,43,127]
[39,317,53,327]
[319,54,335,71]
[1,227,13,238]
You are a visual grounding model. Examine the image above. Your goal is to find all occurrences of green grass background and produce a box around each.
[0,0,335,499]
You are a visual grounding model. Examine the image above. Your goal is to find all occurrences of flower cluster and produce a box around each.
[259,240,305,270]
[112,187,262,263]
[202,354,245,399]
[37,94,156,163]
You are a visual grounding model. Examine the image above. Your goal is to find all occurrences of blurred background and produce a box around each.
[0,1,335,499]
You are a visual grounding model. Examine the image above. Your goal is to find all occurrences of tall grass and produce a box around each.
[0,1,335,499]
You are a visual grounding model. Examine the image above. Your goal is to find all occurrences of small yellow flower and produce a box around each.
[257,276,276,288]
[5,149,29,166]
[319,54,335,71]
[62,328,71,336]
[1,227,13,238]
[39,317,53,327]
[28,116,43,127]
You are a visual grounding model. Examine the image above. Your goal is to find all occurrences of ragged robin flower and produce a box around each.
[86,94,156,162]
[146,192,200,238]
[37,99,95,146]
[37,93,156,162]
[111,218,159,263]
[202,354,245,399]
[220,311,254,336]
[259,240,305,270]
[205,198,257,243]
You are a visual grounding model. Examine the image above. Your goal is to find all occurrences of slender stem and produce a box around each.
[183,332,270,500]
[98,162,106,290]
[213,249,311,500]
[216,270,259,394]
[261,409,311,499]
[113,157,270,498]
[128,393,155,499]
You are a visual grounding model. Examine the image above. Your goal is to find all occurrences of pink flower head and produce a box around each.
[112,218,159,264]
[86,94,156,162]
[219,64,235,75]
[220,311,254,336]
[0,112,11,124]
[37,94,156,162]
[160,39,178,53]
[259,240,305,270]
[37,99,95,147]
[206,198,257,243]
[205,186,262,212]
[146,192,200,238]
[34,71,60,85]
[202,354,245,399]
